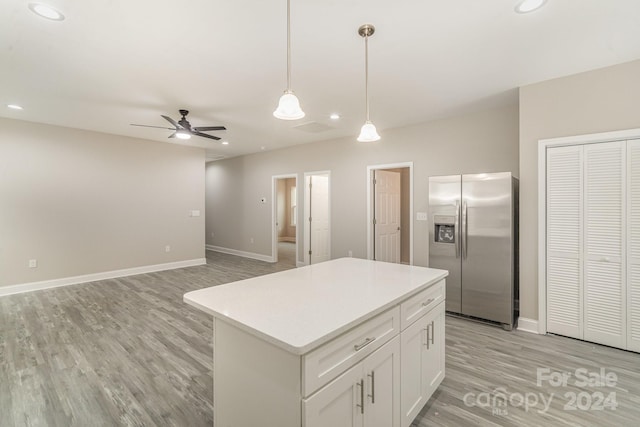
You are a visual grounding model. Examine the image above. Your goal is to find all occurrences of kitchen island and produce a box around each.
[184,257,448,427]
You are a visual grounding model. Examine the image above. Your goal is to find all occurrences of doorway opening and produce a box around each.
[272,174,298,267]
[304,171,331,265]
[367,163,413,264]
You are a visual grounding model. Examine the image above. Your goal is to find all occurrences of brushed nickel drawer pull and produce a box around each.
[354,337,376,352]
[421,298,435,307]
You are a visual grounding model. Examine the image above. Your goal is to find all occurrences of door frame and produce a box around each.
[304,170,331,266]
[272,173,299,264]
[537,127,640,335]
[366,162,414,265]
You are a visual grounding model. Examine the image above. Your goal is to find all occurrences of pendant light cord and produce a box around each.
[287,0,292,91]
[364,34,370,121]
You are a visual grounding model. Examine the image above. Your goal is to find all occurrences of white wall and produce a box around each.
[0,117,206,288]
[205,104,519,266]
[519,59,640,320]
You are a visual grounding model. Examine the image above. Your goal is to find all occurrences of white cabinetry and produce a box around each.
[545,138,640,352]
[304,336,400,427]
[400,301,445,427]
[184,259,448,427]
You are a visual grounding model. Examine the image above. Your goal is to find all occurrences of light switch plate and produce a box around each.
[190,210,201,217]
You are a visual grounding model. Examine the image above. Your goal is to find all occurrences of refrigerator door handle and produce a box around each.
[462,201,468,259]
[455,200,460,258]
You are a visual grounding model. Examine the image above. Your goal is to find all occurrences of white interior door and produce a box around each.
[306,173,330,265]
[374,170,401,263]
[627,139,640,352]
[546,145,584,339]
[584,141,626,348]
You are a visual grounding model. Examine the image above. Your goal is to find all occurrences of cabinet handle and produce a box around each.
[424,325,430,349]
[368,371,375,404]
[430,320,435,346]
[421,298,435,307]
[356,379,364,414]
[354,337,376,352]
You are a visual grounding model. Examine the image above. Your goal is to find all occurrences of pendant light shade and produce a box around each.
[273,0,305,120]
[358,121,380,142]
[274,91,305,120]
[357,24,380,142]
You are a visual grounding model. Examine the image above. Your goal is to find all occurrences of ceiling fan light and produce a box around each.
[273,91,305,120]
[357,121,380,142]
[175,130,191,140]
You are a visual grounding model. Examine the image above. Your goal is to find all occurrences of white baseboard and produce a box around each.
[296,261,306,268]
[206,244,274,263]
[517,317,539,334]
[278,237,296,243]
[0,258,207,297]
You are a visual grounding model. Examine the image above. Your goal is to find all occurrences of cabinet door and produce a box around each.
[628,139,640,352]
[400,311,429,427]
[423,303,445,398]
[584,141,626,348]
[546,145,584,339]
[304,362,364,427]
[363,336,400,427]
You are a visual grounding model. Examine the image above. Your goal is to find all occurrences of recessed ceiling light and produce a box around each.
[221,141,229,145]
[515,0,546,13]
[330,113,340,120]
[7,104,23,110]
[28,3,65,21]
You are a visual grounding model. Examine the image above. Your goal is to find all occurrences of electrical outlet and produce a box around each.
[348,250,353,257]
[211,232,215,238]
[28,259,37,268]
[165,245,171,253]
[250,238,254,244]
[416,212,428,221]
[190,210,201,217]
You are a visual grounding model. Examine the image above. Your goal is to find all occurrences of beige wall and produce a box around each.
[0,117,206,288]
[519,59,640,320]
[205,104,519,266]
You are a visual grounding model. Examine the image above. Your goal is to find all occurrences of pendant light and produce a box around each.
[357,24,380,142]
[273,0,305,120]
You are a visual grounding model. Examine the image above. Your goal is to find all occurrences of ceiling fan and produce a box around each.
[131,109,226,141]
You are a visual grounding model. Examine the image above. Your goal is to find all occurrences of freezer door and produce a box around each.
[461,172,514,325]
[428,175,462,313]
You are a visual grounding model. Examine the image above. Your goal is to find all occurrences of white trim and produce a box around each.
[272,173,299,265]
[0,258,207,297]
[296,261,306,268]
[366,162,414,265]
[517,317,540,334]
[279,237,296,243]
[537,127,640,335]
[206,244,274,263]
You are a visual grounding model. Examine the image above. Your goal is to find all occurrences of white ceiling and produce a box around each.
[2,1,640,160]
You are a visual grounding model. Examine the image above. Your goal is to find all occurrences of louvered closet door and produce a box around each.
[546,145,583,339]
[628,139,640,352]
[584,141,626,348]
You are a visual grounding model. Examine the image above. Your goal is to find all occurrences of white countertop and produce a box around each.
[184,258,448,355]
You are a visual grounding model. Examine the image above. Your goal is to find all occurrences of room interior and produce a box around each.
[2,0,640,426]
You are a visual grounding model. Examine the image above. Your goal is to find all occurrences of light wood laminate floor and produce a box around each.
[1,251,639,426]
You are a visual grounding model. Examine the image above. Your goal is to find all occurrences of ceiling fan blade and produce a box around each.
[168,132,177,138]
[193,126,227,132]
[130,124,176,130]
[192,131,221,141]
[162,115,180,128]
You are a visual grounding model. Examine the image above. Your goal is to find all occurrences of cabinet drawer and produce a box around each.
[302,306,400,397]
[400,280,444,330]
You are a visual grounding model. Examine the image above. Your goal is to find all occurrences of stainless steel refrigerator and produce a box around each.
[428,172,518,330]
